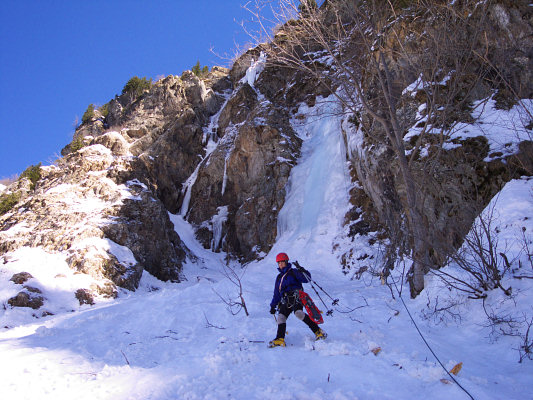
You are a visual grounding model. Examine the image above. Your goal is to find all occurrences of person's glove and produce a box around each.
[295,261,309,274]
[270,305,276,314]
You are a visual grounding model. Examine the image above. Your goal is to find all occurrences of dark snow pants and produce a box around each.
[275,298,320,339]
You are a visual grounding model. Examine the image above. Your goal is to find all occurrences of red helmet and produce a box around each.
[276,252,289,263]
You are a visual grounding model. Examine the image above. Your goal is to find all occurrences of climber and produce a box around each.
[268,252,327,348]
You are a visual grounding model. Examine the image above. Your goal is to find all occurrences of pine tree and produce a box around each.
[82,104,95,124]
[191,61,209,77]
[191,61,201,76]
[121,76,152,101]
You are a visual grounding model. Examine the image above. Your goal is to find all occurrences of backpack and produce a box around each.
[299,290,323,324]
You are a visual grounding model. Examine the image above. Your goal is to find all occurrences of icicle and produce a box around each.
[211,206,229,251]
[221,158,228,196]
[180,162,201,217]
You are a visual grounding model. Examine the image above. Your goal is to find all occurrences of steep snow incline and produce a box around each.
[1,94,533,398]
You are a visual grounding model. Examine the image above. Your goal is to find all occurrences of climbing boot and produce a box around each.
[315,329,327,341]
[268,337,286,348]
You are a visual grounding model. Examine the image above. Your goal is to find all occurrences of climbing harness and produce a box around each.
[281,289,301,308]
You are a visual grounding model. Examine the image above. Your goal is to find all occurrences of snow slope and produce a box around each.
[1,97,533,399]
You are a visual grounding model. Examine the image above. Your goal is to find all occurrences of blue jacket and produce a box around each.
[270,263,311,308]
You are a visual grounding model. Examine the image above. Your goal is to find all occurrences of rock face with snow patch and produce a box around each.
[65,70,231,214]
[182,53,335,260]
[1,141,186,297]
[185,77,303,259]
[340,1,533,274]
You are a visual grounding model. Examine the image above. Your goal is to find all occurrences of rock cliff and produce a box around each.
[340,0,533,279]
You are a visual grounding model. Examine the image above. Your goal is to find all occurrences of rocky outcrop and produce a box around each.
[6,272,45,310]
[1,140,187,297]
[8,288,44,310]
[64,70,232,215]
[109,72,226,214]
[186,101,301,259]
[75,288,95,306]
[486,2,533,103]
[9,271,33,284]
[337,0,533,274]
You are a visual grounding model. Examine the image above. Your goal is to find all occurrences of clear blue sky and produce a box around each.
[0,1,255,179]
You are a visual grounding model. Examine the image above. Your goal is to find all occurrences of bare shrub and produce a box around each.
[432,202,513,299]
[517,222,533,274]
[213,261,250,316]
[517,316,533,363]
[482,301,533,363]
[421,293,464,325]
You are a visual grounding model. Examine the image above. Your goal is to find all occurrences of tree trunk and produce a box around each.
[396,140,429,297]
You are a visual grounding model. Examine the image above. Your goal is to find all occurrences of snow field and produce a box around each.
[2,251,503,400]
